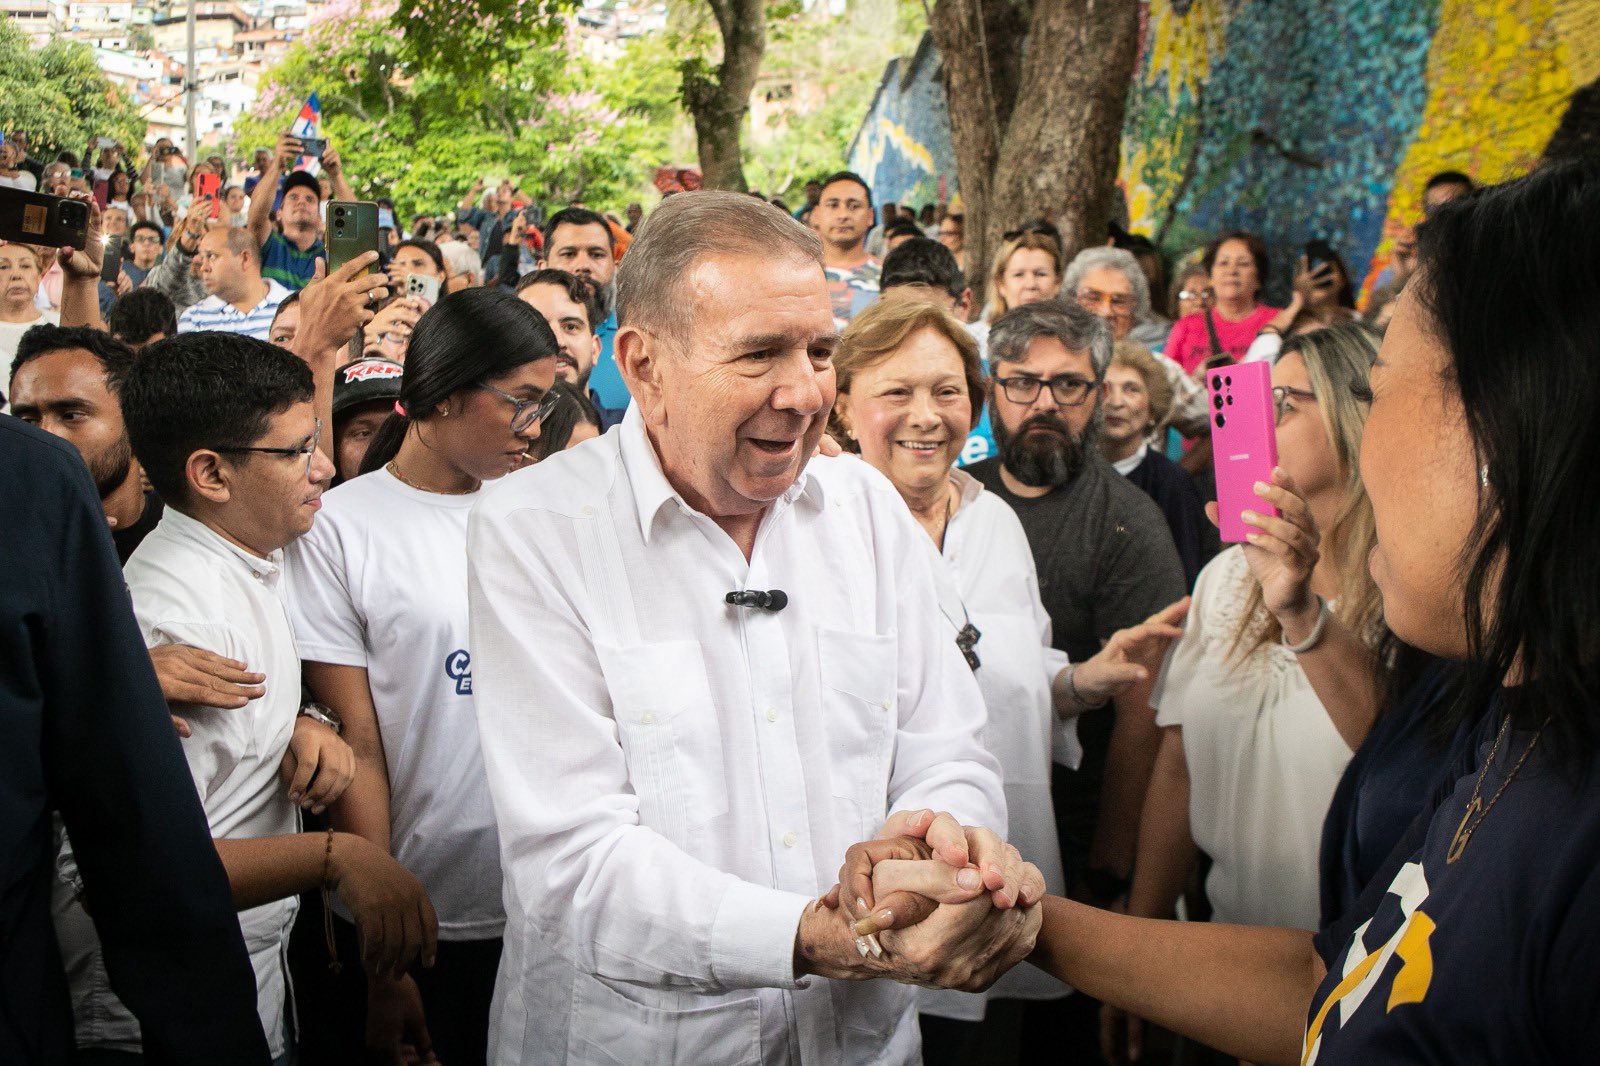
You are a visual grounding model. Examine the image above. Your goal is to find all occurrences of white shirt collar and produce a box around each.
[615,404,825,544]
[1111,442,1149,477]
[156,504,284,582]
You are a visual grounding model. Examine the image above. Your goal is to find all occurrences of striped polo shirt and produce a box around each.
[259,230,324,292]
[176,279,291,341]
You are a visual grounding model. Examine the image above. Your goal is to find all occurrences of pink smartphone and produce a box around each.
[1207,360,1279,544]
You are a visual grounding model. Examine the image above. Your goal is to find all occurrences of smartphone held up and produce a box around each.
[0,186,90,250]
[1207,360,1279,544]
[327,200,380,276]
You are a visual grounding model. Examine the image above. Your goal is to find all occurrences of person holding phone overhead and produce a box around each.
[1244,241,1360,364]
[248,130,357,292]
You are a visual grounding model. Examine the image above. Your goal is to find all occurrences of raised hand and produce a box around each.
[1070,597,1190,707]
[294,253,389,359]
[1235,466,1321,626]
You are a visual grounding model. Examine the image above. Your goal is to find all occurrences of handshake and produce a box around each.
[794,809,1046,991]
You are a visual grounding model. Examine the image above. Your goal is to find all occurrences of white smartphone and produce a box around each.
[406,273,441,306]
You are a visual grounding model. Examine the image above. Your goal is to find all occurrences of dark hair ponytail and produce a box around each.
[360,286,559,474]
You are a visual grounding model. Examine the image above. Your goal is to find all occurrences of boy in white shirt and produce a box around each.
[57,332,439,1063]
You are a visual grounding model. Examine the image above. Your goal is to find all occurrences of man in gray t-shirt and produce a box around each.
[965,299,1185,897]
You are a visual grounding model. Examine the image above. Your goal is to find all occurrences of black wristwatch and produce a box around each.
[1082,866,1131,904]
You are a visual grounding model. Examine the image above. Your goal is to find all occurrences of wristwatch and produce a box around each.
[297,701,342,735]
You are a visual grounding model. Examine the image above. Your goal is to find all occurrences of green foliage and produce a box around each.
[235,0,671,215]
[0,19,146,160]
[740,0,923,198]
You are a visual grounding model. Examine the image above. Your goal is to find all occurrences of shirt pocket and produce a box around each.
[601,640,730,850]
[566,973,762,1065]
[816,627,897,835]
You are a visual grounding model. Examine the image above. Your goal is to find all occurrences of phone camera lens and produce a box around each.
[1212,395,1223,410]
[1224,375,1233,387]
[1216,413,1226,429]
[1226,395,1234,406]
[335,207,346,217]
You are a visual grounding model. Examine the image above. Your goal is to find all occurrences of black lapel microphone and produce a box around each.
[725,589,789,612]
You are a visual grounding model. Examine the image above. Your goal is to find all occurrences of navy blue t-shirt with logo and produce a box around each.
[1303,702,1600,1063]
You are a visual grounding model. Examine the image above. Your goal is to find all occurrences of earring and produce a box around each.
[1480,463,1489,488]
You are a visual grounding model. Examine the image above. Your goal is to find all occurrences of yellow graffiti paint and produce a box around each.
[1366,0,1591,292]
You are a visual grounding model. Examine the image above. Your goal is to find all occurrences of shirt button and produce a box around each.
[641,712,656,725]
[765,707,778,723]
[582,505,595,517]
[782,831,797,848]
[880,699,893,711]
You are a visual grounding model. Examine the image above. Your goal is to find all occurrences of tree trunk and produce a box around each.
[931,0,1139,306]
[682,0,767,192]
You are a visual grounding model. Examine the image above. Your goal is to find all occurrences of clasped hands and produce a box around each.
[794,809,1045,992]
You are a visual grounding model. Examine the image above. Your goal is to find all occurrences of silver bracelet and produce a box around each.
[1281,595,1331,654]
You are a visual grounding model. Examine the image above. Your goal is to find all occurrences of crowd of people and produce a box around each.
[3,124,1598,1066]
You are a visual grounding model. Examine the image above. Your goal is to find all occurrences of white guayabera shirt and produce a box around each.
[467,406,1006,1066]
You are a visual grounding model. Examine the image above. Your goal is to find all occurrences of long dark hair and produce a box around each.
[1416,159,1600,768]
[359,287,559,474]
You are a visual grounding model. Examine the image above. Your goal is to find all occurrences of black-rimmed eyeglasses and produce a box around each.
[209,418,322,478]
[995,374,1099,407]
[1272,385,1317,425]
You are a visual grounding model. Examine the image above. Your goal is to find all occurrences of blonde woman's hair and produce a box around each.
[1228,322,1386,662]
[830,294,986,451]
[986,232,1063,320]
[1109,340,1174,432]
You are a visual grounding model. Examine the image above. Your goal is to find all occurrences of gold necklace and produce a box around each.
[1446,714,1551,864]
[386,459,479,496]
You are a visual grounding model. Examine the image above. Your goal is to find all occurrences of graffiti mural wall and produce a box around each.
[850,1,1599,298]
[846,35,961,210]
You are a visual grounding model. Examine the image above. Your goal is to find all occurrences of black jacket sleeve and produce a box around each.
[1,417,270,1064]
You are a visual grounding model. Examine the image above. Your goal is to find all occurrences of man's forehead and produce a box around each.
[819,180,869,202]
[11,348,114,398]
[996,334,1093,373]
[683,255,832,326]
[550,223,611,251]
[524,283,587,321]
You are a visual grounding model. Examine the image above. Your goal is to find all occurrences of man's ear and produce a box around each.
[955,288,973,319]
[186,449,233,506]
[615,325,664,426]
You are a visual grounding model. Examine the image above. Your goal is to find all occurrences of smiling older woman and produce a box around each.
[845,159,1600,1066]
[831,295,1185,1060]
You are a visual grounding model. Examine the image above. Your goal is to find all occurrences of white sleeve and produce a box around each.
[1151,554,1221,728]
[1243,330,1282,364]
[285,522,367,668]
[144,619,256,808]
[467,505,810,994]
[881,500,1008,837]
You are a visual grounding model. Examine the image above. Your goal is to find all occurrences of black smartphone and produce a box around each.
[326,200,379,275]
[298,135,328,159]
[1304,238,1336,274]
[100,234,122,284]
[0,187,90,250]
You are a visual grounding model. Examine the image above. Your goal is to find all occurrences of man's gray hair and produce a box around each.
[616,191,823,342]
[1061,246,1153,326]
[988,298,1113,379]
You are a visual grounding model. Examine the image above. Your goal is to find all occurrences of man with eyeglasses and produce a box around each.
[810,169,881,322]
[69,332,441,1065]
[965,298,1185,1057]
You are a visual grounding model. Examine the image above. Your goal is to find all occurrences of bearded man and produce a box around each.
[964,300,1184,1058]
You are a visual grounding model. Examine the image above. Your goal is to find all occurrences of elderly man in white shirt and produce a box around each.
[468,191,1043,1065]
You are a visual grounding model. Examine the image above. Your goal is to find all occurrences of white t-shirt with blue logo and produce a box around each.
[287,467,504,940]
